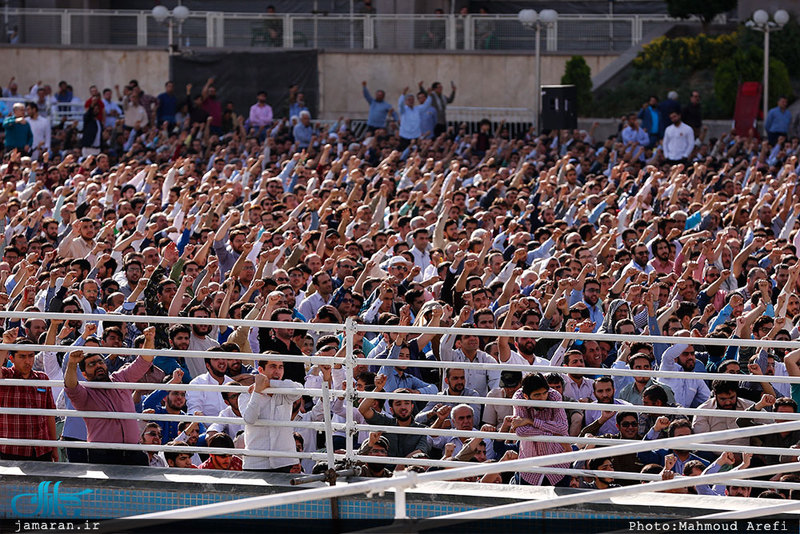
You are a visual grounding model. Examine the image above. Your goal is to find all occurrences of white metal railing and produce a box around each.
[0,9,691,52]
[0,97,85,128]
[1,309,798,519]
[2,311,800,463]
[113,422,800,524]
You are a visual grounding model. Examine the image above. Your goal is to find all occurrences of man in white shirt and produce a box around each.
[240,359,302,471]
[662,111,694,163]
[440,307,500,401]
[658,342,710,409]
[583,377,632,436]
[207,390,244,443]
[409,228,432,273]
[25,102,50,160]
[102,88,123,129]
[187,356,234,418]
[297,271,334,320]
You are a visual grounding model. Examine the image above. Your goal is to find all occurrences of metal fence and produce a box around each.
[0,9,695,52]
[0,98,85,128]
[0,310,797,522]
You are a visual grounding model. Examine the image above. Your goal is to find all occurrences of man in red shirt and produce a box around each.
[84,85,105,124]
[0,329,58,461]
[197,433,242,471]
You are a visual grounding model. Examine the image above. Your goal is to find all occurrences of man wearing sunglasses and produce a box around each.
[140,423,166,467]
[577,411,643,480]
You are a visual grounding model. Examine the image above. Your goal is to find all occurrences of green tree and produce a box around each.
[561,56,592,116]
[714,47,792,116]
[666,0,738,33]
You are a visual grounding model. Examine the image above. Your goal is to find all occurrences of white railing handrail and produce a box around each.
[4,310,800,517]
[1,7,686,52]
[427,460,793,525]
[0,310,343,332]
[3,339,798,385]
[117,421,800,521]
[0,438,325,461]
[1,8,675,21]
[3,310,799,349]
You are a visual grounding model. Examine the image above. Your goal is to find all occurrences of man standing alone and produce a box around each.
[662,111,694,165]
[765,96,791,147]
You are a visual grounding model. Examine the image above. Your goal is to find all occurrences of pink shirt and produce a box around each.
[248,103,273,127]
[514,388,570,485]
[66,356,150,444]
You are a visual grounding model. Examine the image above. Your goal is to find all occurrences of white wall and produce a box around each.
[318,51,618,119]
[0,47,170,100]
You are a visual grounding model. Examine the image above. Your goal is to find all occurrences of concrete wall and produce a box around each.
[318,51,618,119]
[0,47,617,119]
[0,47,170,100]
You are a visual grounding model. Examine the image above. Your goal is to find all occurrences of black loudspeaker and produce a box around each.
[541,85,578,131]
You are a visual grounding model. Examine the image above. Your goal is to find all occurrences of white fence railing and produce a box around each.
[0,9,690,52]
[0,97,85,128]
[1,309,797,519]
[2,311,800,461]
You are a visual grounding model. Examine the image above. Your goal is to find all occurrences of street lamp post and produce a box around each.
[745,9,789,136]
[152,4,191,55]
[518,8,558,134]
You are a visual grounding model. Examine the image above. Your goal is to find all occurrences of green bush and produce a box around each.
[714,47,792,116]
[561,56,593,116]
[594,15,799,119]
[633,32,737,72]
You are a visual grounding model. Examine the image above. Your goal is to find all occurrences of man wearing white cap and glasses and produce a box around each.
[387,255,412,278]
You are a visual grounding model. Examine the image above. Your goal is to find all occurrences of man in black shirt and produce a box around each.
[258,308,306,384]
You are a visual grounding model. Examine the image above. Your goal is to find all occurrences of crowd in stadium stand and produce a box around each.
[1,75,800,498]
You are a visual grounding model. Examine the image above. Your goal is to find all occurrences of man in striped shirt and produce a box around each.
[513,372,570,486]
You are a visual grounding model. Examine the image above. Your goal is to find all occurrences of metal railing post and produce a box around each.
[136,12,148,48]
[283,14,293,48]
[363,15,374,49]
[463,15,473,50]
[321,381,335,469]
[394,487,407,519]
[204,12,214,47]
[344,317,356,466]
[445,14,455,50]
[61,11,71,45]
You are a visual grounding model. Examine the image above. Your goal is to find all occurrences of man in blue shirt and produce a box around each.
[293,110,314,149]
[637,96,661,147]
[362,81,394,132]
[141,369,188,443]
[765,96,791,147]
[378,342,437,412]
[397,87,433,151]
[418,91,438,139]
[156,81,178,127]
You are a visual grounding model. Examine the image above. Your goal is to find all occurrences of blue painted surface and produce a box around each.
[0,481,623,520]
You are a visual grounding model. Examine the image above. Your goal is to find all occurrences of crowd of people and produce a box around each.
[1,73,800,499]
